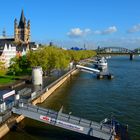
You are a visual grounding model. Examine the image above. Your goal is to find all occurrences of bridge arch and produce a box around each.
[134,48,140,53]
[97,47,131,53]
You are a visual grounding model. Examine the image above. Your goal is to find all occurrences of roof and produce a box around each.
[0,38,37,53]
[0,38,15,47]
[18,10,26,28]
[16,44,27,52]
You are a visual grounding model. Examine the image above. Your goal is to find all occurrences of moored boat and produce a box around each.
[94,57,107,70]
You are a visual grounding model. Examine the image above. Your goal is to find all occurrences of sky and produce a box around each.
[0,0,140,49]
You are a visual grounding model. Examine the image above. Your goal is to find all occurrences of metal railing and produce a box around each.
[0,111,12,123]
[13,103,115,140]
[19,103,113,134]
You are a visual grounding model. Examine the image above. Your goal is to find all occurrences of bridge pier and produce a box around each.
[130,53,134,60]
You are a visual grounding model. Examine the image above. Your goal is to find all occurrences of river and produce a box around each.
[2,56,140,140]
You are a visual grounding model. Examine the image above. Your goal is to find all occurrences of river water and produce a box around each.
[2,56,140,140]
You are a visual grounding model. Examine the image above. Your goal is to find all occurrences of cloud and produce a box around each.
[127,24,140,33]
[67,28,91,38]
[93,30,101,35]
[94,26,117,35]
[67,26,117,38]
[102,26,117,34]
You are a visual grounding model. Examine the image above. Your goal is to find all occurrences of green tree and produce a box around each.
[55,49,70,70]
[8,55,31,75]
[9,56,22,75]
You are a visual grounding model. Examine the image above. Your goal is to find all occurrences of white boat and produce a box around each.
[94,57,107,70]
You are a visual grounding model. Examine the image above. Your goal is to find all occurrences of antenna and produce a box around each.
[2,28,6,37]
[84,43,86,50]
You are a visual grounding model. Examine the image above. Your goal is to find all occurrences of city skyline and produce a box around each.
[0,0,140,49]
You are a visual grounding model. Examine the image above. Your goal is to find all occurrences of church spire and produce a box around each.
[14,10,30,43]
[18,9,25,28]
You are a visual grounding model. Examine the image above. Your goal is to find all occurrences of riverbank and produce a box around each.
[0,68,79,139]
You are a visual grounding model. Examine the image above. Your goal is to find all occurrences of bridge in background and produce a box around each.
[97,47,140,60]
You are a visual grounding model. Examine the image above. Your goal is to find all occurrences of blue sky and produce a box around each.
[0,0,140,49]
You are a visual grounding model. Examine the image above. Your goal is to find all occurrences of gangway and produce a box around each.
[76,65,100,74]
[12,102,116,140]
[76,65,114,79]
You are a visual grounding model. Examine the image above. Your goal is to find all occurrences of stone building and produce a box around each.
[14,10,30,43]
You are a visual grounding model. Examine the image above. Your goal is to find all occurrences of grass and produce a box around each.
[0,75,15,85]
[0,69,31,85]
[0,70,18,85]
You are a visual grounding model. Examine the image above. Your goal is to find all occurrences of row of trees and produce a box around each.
[8,46,96,75]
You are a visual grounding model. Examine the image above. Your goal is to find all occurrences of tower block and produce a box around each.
[14,10,30,43]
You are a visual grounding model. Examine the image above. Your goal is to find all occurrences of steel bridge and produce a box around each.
[97,47,132,54]
[97,47,140,60]
[97,46,140,54]
[134,48,140,53]
[12,102,118,140]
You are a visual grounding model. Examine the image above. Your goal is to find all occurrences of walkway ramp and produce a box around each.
[76,65,100,74]
[12,103,115,140]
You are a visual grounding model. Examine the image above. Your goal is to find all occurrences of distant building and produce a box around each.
[0,10,38,68]
[49,42,53,46]
[106,48,112,53]
[14,9,30,43]
[0,38,15,67]
[70,46,86,51]
[0,44,16,67]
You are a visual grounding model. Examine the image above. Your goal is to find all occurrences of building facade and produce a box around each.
[0,43,27,67]
[0,44,16,67]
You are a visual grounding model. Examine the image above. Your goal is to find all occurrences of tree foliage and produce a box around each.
[8,55,30,75]
[27,46,71,75]
[8,45,96,75]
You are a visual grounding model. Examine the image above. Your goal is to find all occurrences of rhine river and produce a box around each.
[2,56,140,140]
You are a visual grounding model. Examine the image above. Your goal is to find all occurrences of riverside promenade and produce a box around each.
[0,68,79,139]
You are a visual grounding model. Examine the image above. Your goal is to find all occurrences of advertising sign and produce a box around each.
[40,115,84,131]
[56,120,84,131]
[3,90,15,99]
[40,115,51,122]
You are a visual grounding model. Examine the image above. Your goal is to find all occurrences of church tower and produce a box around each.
[14,10,30,43]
